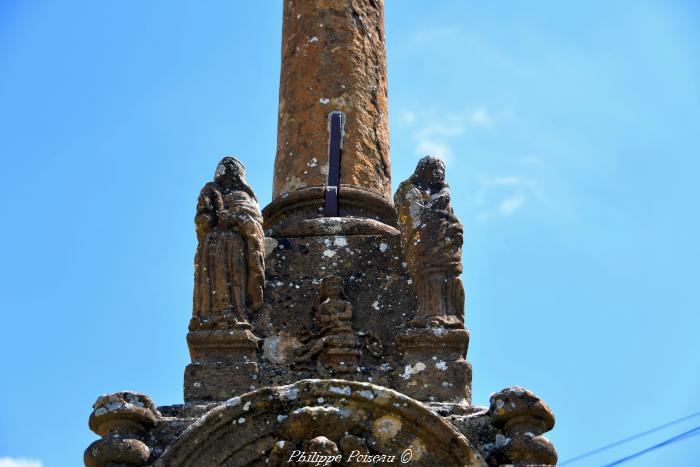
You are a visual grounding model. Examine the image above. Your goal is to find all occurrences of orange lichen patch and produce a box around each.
[372,413,402,441]
[273,0,391,201]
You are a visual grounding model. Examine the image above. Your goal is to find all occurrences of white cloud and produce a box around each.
[416,140,452,161]
[469,107,493,128]
[475,175,546,220]
[481,175,527,187]
[415,119,466,139]
[399,110,417,125]
[499,194,526,215]
[402,107,501,165]
[0,458,43,467]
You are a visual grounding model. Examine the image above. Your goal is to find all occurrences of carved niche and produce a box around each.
[294,275,362,373]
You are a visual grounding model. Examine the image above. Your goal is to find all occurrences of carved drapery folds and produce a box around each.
[192,156,265,328]
[185,157,265,400]
[394,156,471,403]
[395,156,465,327]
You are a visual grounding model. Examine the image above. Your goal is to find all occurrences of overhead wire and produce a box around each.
[560,410,700,465]
[602,424,700,466]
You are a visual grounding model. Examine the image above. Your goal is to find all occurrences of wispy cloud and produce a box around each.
[468,107,493,128]
[399,106,502,164]
[475,175,546,221]
[416,140,452,160]
[0,458,43,467]
[499,194,526,215]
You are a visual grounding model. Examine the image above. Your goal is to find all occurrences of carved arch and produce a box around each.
[156,379,486,466]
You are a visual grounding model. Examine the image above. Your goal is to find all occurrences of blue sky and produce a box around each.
[1,1,699,466]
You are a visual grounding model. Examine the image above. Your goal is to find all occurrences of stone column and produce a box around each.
[264,0,396,235]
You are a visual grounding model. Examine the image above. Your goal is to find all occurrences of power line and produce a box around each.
[602,424,700,466]
[560,410,700,465]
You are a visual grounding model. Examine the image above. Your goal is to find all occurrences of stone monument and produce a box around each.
[85,1,558,465]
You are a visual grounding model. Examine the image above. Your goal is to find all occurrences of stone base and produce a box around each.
[187,328,260,363]
[396,327,472,403]
[184,361,259,402]
[262,186,398,237]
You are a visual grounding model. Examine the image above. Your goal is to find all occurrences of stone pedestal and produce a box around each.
[396,326,472,404]
[184,329,261,402]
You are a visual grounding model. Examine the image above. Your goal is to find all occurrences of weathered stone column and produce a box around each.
[264,0,396,236]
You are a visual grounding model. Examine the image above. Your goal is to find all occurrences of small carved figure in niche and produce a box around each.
[394,156,465,327]
[294,276,361,371]
[192,157,265,329]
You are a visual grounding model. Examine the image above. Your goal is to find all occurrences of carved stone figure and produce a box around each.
[295,276,361,371]
[395,156,465,327]
[192,157,265,329]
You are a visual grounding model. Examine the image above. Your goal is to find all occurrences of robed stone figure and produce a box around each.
[192,157,265,329]
[395,156,465,327]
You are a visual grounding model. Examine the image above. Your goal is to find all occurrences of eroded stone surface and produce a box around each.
[84,1,558,465]
[273,0,391,201]
[395,156,465,326]
[155,380,487,466]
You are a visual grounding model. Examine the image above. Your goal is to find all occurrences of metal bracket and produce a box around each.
[324,111,345,216]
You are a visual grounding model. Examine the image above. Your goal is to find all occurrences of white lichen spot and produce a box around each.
[407,279,413,285]
[496,399,505,409]
[319,98,330,104]
[309,36,318,43]
[358,390,375,400]
[238,417,246,424]
[329,385,352,396]
[401,362,426,379]
[277,415,288,423]
[334,237,348,247]
[281,386,299,400]
[307,157,318,167]
[323,249,336,258]
[379,243,388,252]
[243,401,252,411]
[225,397,241,407]
[494,433,511,448]
[372,301,380,311]
[435,360,448,371]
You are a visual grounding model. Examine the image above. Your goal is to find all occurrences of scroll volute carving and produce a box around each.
[192,157,265,329]
[395,156,465,328]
